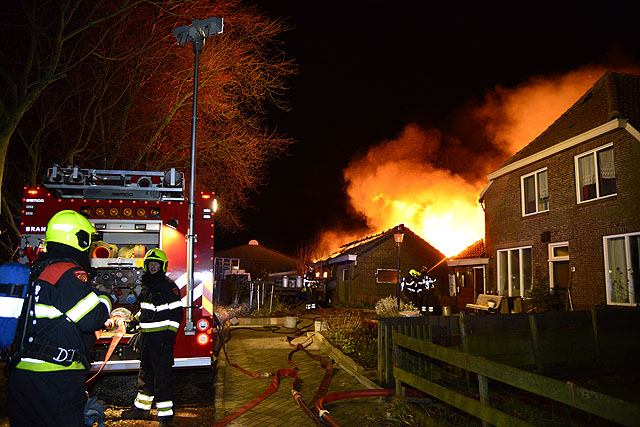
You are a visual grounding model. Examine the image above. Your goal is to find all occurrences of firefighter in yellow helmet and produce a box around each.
[122,248,183,426]
[6,210,112,426]
[404,269,426,310]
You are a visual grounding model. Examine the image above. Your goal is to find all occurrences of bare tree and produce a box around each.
[0,0,147,210]
[294,238,320,276]
[0,1,297,260]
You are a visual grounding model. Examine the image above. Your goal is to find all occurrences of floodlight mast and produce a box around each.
[172,17,223,334]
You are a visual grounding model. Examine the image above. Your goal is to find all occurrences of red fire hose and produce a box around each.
[213,367,302,426]
[214,331,329,426]
[214,325,405,427]
[314,389,396,427]
[86,319,127,386]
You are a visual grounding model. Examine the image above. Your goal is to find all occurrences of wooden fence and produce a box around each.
[378,315,460,384]
[378,308,640,384]
[377,308,640,425]
[392,331,640,426]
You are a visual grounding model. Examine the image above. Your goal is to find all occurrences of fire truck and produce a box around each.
[19,165,219,372]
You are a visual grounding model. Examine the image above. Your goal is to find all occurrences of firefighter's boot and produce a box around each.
[121,407,152,421]
[159,416,174,426]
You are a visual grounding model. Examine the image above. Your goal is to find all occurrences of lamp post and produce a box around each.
[394,225,404,312]
[172,17,223,334]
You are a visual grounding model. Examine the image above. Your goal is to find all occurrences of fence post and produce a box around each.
[385,322,393,385]
[394,336,405,398]
[378,321,383,384]
[528,313,543,373]
[459,311,468,353]
[478,374,490,427]
[458,312,471,384]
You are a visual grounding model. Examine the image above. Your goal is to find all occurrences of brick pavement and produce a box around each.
[214,324,389,426]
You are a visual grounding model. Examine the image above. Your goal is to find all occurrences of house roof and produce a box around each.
[314,224,444,263]
[502,71,640,168]
[449,239,485,260]
[215,241,295,268]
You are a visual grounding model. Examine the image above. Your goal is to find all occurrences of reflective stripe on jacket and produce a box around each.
[134,278,183,335]
[17,261,111,372]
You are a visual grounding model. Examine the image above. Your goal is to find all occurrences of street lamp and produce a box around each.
[394,224,404,312]
[172,16,223,334]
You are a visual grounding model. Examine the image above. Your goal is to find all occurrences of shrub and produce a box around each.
[326,310,363,333]
[251,296,298,317]
[526,277,565,312]
[375,296,417,318]
[324,313,378,370]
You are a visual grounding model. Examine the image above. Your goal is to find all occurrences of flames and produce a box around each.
[320,65,639,258]
[343,125,485,257]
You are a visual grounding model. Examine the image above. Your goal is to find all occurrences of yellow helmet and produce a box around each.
[143,248,168,272]
[45,210,96,251]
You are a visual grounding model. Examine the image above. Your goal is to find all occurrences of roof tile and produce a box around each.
[503,71,640,167]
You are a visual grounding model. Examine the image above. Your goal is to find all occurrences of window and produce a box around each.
[603,233,639,305]
[342,269,349,282]
[521,168,549,215]
[376,269,398,283]
[497,246,532,297]
[548,242,570,290]
[575,144,616,202]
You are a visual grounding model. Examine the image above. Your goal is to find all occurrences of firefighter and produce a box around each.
[6,209,112,427]
[122,248,183,426]
[302,269,317,310]
[404,268,438,313]
[403,269,425,308]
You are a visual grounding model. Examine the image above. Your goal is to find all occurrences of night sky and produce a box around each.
[214,0,640,255]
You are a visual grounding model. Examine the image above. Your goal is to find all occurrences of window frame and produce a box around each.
[497,246,533,297]
[376,268,399,284]
[342,268,349,282]
[603,232,639,306]
[521,167,549,217]
[574,143,616,204]
[547,242,569,289]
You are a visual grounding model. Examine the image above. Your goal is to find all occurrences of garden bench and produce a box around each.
[466,294,507,313]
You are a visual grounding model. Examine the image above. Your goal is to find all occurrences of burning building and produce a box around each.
[312,224,448,308]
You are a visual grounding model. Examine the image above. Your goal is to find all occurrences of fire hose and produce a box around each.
[314,389,395,426]
[213,331,326,427]
[213,324,408,427]
[86,307,132,386]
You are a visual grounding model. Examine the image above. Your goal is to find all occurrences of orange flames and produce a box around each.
[320,65,639,258]
[343,125,484,257]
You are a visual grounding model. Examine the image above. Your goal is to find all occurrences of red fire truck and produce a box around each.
[19,165,219,372]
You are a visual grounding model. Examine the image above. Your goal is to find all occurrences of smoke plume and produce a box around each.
[320,65,639,257]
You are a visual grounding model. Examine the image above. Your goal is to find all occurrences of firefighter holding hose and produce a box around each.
[122,248,183,426]
[6,210,112,426]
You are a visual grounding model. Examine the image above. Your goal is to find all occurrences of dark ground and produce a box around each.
[2,357,639,426]
[0,368,216,427]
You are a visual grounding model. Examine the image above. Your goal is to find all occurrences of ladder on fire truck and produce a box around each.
[42,165,185,202]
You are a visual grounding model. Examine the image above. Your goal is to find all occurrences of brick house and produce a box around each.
[313,224,448,307]
[479,71,640,310]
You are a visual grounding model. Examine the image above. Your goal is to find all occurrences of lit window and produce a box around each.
[521,168,548,216]
[497,246,532,297]
[376,269,398,284]
[575,145,616,203]
[603,232,639,305]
